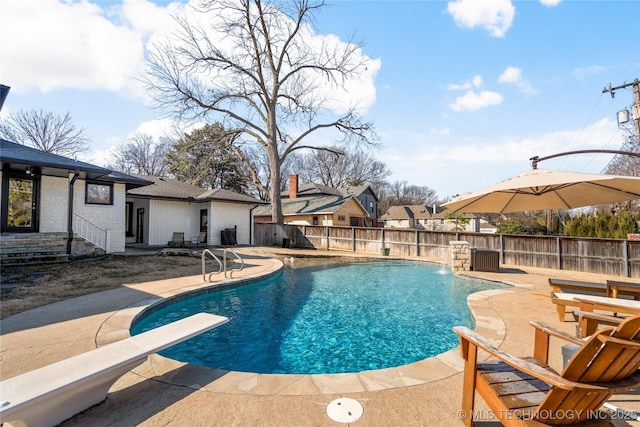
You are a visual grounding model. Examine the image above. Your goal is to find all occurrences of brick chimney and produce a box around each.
[289,174,299,199]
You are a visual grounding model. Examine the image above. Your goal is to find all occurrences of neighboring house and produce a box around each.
[0,138,150,254]
[380,204,484,233]
[254,175,370,226]
[283,178,379,225]
[126,175,267,246]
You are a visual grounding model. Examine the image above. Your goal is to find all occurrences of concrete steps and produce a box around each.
[0,233,104,267]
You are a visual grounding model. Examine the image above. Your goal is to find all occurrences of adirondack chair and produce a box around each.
[453,315,640,426]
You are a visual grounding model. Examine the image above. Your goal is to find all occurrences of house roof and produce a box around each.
[283,182,379,201]
[198,188,268,204]
[254,194,366,217]
[127,175,266,204]
[1,138,109,176]
[380,205,435,220]
[0,138,151,187]
[380,204,474,220]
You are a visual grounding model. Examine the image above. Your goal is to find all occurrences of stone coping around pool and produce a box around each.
[95,256,520,396]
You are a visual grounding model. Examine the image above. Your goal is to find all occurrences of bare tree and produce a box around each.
[231,143,299,200]
[375,180,443,217]
[109,133,170,176]
[293,145,390,187]
[603,123,640,177]
[144,0,377,223]
[0,109,89,156]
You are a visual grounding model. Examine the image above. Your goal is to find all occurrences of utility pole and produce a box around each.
[603,78,640,142]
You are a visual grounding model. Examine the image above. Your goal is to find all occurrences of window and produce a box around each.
[86,182,113,205]
[312,216,318,225]
[369,201,374,213]
[338,215,346,221]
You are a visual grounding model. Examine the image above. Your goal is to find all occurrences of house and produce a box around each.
[380,204,486,233]
[0,138,150,256]
[254,175,370,226]
[126,175,267,246]
[282,176,379,226]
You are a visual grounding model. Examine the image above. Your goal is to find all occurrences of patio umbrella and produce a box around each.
[442,168,640,214]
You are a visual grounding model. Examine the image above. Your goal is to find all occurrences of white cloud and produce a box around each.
[447,0,515,38]
[497,66,521,84]
[447,75,483,90]
[573,65,606,81]
[449,90,503,111]
[380,117,623,197]
[539,0,561,6]
[2,0,378,115]
[498,66,537,94]
[443,117,620,165]
[2,0,148,94]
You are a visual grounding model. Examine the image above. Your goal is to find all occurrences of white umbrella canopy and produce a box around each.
[442,168,640,214]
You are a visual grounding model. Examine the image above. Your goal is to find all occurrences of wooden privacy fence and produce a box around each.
[254,223,640,278]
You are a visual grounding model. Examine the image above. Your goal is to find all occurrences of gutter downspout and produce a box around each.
[67,170,79,255]
[249,204,259,245]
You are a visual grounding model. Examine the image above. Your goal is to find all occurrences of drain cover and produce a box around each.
[326,398,364,423]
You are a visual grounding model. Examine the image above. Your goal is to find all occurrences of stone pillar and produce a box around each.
[450,240,470,273]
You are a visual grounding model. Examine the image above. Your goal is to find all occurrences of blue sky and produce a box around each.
[2,0,638,199]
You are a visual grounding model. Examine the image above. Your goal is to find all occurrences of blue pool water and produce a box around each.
[131,260,506,374]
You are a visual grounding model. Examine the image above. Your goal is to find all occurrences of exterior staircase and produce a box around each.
[0,233,104,268]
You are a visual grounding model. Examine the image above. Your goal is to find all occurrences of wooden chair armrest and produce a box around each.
[597,334,640,349]
[454,326,589,391]
[529,321,584,346]
[572,311,624,324]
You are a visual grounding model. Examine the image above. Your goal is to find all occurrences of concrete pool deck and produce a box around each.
[1,247,640,426]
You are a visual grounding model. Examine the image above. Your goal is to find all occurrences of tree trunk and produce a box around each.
[269,152,284,225]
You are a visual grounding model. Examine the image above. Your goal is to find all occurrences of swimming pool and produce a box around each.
[131,259,506,374]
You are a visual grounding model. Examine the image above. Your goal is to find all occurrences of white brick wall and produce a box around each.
[40,175,69,232]
[73,181,126,252]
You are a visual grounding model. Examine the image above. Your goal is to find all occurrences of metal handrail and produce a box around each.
[202,249,223,282]
[201,248,244,281]
[223,248,244,278]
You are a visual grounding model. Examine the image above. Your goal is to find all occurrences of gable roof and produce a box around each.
[127,175,266,204]
[0,138,151,187]
[283,182,379,201]
[254,194,367,217]
[338,185,379,201]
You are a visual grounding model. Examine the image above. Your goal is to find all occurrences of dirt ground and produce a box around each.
[0,254,204,319]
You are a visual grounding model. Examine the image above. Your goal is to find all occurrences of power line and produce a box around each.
[602,78,640,140]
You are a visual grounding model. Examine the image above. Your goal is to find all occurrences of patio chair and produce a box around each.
[453,315,640,426]
[190,231,207,247]
[167,232,185,248]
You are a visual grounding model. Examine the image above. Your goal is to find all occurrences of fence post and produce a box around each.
[557,237,563,270]
[352,227,356,252]
[500,234,505,263]
[381,228,385,249]
[624,240,630,277]
[326,226,330,250]
[415,230,420,257]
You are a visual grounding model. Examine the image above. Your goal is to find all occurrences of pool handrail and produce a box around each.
[201,248,244,281]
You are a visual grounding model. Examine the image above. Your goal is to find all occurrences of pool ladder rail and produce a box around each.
[201,248,244,281]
